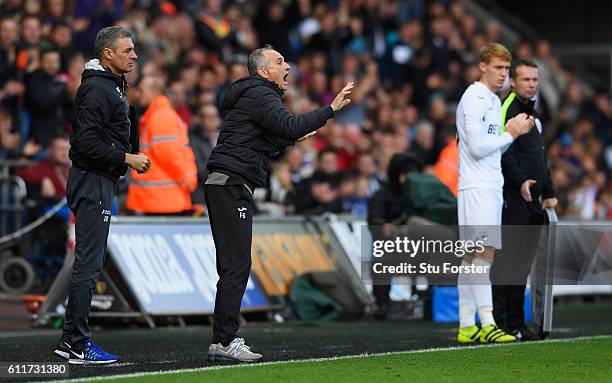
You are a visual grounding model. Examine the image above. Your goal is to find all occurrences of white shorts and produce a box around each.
[458,188,503,249]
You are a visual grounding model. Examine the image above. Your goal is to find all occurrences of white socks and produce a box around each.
[458,260,476,328]
[471,258,495,327]
[457,258,495,328]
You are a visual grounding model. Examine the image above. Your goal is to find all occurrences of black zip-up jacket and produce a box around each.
[501,92,555,201]
[206,75,334,188]
[69,62,138,182]
[367,183,406,240]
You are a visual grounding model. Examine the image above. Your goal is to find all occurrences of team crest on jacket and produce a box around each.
[238,207,247,219]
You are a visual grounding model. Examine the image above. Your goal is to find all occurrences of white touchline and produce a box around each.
[53,334,612,383]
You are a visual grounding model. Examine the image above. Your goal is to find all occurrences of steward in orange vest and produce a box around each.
[127,77,197,214]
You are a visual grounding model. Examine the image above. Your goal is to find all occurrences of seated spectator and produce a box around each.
[339,171,370,216]
[16,133,70,203]
[355,151,381,195]
[315,121,358,171]
[189,102,220,209]
[0,106,20,159]
[255,160,296,216]
[295,148,340,214]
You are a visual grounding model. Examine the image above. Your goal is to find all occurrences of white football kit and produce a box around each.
[456,81,514,249]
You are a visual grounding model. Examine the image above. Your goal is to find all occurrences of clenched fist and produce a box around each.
[125,153,152,173]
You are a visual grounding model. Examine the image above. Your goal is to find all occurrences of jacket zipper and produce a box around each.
[110,142,116,175]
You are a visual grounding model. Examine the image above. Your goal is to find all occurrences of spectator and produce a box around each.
[19,15,42,52]
[48,20,76,71]
[295,148,341,214]
[195,0,233,61]
[255,0,293,62]
[256,160,296,216]
[16,133,70,202]
[25,48,70,151]
[0,17,24,119]
[72,0,123,54]
[0,106,20,159]
[168,81,192,125]
[410,120,436,165]
[42,0,69,36]
[189,102,221,208]
[339,171,370,216]
[356,151,382,194]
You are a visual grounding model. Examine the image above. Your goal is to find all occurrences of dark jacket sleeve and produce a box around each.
[25,73,55,112]
[274,138,295,152]
[501,102,529,190]
[542,152,555,199]
[367,189,388,239]
[253,88,334,140]
[72,84,125,165]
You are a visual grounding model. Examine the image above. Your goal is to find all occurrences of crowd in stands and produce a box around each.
[0,0,610,221]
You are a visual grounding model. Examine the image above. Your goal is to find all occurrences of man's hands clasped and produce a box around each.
[125,153,152,174]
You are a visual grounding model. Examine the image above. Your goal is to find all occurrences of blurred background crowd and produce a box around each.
[1,0,611,222]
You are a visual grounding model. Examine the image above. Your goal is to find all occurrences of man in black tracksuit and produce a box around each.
[53,27,151,364]
[491,59,557,341]
[205,45,353,362]
[367,153,423,320]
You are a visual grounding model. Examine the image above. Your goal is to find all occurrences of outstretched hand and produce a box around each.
[331,82,354,112]
[297,131,317,142]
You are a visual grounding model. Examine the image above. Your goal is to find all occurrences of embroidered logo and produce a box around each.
[101,209,111,222]
[238,207,247,219]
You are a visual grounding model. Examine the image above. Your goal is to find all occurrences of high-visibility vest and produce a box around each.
[126,95,198,213]
[433,140,458,197]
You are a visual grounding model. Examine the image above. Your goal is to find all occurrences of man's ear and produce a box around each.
[509,78,516,89]
[478,61,486,74]
[103,47,113,61]
[257,66,269,78]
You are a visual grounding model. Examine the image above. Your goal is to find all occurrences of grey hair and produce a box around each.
[95,26,134,59]
[247,44,274,76]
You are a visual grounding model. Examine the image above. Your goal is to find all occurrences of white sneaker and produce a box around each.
[208,338,263,362]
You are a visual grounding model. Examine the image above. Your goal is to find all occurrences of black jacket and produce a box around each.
[501,92,555,201]
[25,69,71,147]
[207,75,334,188]
[367,183,405,240]
[69,64,138,182]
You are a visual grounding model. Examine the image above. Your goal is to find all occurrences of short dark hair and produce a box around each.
[247,44,274,76]
[51,19,71,31]
[51,132,70,142]
[21,15,40,25]
[318,147,338,161]
[94,26,133,59]
[509,59,538,79]
[40,48,60,59]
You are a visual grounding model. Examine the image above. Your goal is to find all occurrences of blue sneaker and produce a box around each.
[53,336,71,360]
[69,340,118,365]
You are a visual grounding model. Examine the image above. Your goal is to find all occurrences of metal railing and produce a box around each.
[0,160,29,237]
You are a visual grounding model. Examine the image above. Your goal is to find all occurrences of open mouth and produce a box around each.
[283,73,289,83]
